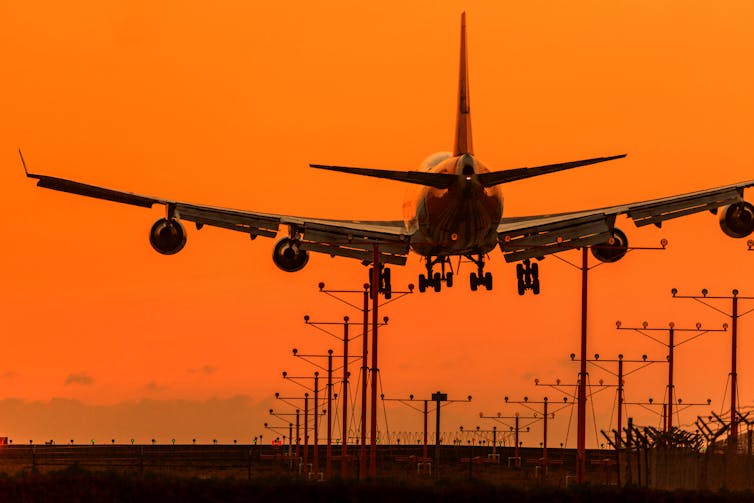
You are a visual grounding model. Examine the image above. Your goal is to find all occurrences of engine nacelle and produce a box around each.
[719,202,754,238]
[149,218,187,255]
[591,228,628,263]
[272,237,309,272]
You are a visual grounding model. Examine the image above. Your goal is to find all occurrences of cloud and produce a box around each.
[64,372,94,386]
[144,380,168,392]
[0,395,274,444]
[188,365,217,375]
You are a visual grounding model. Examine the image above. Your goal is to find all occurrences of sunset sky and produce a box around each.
[2,1,754,447]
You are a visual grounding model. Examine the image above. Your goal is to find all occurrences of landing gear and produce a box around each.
[418,257,454,293]
[515,259,540,296]
[467,254,492,291]
[368,264,392,299]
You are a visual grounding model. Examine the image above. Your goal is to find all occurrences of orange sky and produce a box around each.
[2,1,754,446]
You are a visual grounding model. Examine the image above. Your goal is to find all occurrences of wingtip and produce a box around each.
[18,148,29,176]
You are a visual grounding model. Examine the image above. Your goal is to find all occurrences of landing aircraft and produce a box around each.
[23,14,754,295]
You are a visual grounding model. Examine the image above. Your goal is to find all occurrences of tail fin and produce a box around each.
[453,12,473,156]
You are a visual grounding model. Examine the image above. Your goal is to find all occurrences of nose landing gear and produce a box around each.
[515,259,540,295]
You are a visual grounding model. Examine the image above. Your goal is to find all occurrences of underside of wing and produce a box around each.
[25,168,411,266]
[497,181,754,262]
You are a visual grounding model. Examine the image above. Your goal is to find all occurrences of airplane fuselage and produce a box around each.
[406,153,502,257]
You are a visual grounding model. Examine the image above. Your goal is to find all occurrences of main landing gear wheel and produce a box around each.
[368,265,392,299]
[417,256,454,293]
[467,253,493,291]
[515,259,540,296]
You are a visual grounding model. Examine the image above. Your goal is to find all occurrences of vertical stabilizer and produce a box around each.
[453,12,473,156]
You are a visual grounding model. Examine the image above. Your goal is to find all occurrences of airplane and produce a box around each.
[22,13,754,296]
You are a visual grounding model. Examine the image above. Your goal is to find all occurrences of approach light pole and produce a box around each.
[303,315,363,478]
[616,321,726,432]
[478,412,534,467]
[548,238,667,483]
[671,288,754,451]
[315,277,413,478]
[503,395,569,478]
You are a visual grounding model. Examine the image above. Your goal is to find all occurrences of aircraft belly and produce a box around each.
[410,187,501,256]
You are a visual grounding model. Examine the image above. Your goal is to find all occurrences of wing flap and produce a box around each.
[628,188,741,227]
[176,203,280,237]
[499,214,614,262]
[301,242,408,265]
[303,226,409,256]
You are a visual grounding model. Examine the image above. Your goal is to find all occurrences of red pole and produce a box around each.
[341,317,349,478]
[577,246,588,483]
[360,286,369,479]
[514,414,520,468]
[667,326,675,432]
[326,351,333,479]
[314,372,319,476]
[423,400,428,460]
[616,356,623,487]
[731,294,739,450]
[296,409,301,460]
[543,398,548,478]
[369,244,380,476]
[304,394,309,474]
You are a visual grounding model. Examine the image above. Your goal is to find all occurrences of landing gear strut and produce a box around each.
[467,253,492,291]
[515,259,540,295]
[368,264,392,299]
[418,256,453,293]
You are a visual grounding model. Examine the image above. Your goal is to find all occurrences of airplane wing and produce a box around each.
[24,171,411,265]
[497,181,754,263]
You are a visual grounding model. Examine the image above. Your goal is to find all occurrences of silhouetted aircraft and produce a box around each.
[22,13,754,295]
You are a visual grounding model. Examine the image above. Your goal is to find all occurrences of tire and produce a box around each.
[516,263,524,280]
[484,272,493,291]
[532,279,541,295]
[383,268,392,299]
[470,273,478,292]
[531,262,539,280]
[517,279,525,296]
[446,272,454,288]
[418,274,427,293]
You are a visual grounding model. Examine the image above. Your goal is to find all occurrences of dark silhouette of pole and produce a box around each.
[578,247,588,483]
[296,409,300,459]
[617,320,724,433]
[549,238,666,483]
[433,391,447,470]
[732,294,738,448]
[313,277,412,478]
[361,285,369,479]
[313,372,320,476]
[423,400,428,461]
[342,318,349,478]
[370,245,380,476]
[326,351,333,479]
[304,393,309,472]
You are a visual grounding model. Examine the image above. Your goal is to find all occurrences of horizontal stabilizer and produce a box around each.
[478,154,627,187]
[310,164,457,189]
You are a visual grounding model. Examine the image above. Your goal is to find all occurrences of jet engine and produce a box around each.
[149,218,187,255]
[719,202,754,238]
[272,237,309,272]
[591,228,628,263]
